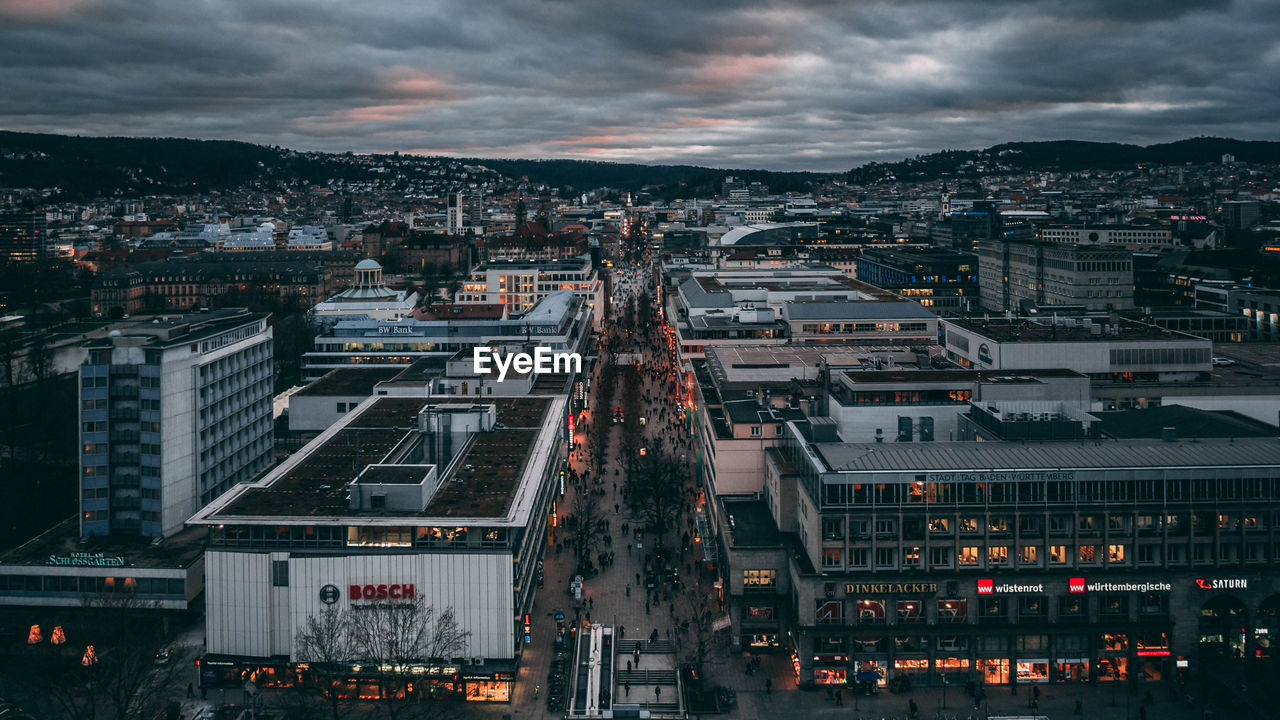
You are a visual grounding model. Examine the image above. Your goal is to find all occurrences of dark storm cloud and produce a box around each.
[0,0,1276,171]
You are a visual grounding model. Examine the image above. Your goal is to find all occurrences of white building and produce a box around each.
[458,255,604,330]
[189,395,568,702]
[79,308,274,538]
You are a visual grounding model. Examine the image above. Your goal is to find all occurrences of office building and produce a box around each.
[303,290,589,380]
[1038,225,1175,250]
[0,309,271,616]
[978,238,1134,312]
[448,189,485,235]
[749,409,1280,689]
[189,395,568,702]
[458,255,604,330]
[856,248,979,312]
[79,308,274,537]
[0,209,47,263]
[669,268,929,360]
[941,316,1210,380]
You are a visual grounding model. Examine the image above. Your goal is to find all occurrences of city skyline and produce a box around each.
[2,0,1278,171]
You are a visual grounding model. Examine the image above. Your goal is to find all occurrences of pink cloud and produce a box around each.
[1,0,92,20]
[672,53,785,95]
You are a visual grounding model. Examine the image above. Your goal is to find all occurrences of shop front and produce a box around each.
[1054,658,1089,683]
[812,654,849,685]
[1096,632,1129,682]
[977,658,1010,685]
[198,657,515,703]
[1015,658,1050,683]
[935,655,970,684]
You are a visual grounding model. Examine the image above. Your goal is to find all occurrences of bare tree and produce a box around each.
[569,482,609,574]
[625,444,687,546]
[294,606,355,720]
[347,598,471,720]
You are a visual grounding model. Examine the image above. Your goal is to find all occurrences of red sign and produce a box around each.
[977,579,993,595]
[349,583,416,600]
[1137,649,1170,657]
[1069,577,1086,594]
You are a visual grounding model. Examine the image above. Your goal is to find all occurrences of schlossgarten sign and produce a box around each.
[473,346,582,382]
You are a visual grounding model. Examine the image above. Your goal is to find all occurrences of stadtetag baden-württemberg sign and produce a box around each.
[46,552,126,567]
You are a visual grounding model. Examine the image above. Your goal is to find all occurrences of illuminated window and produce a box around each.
[959,547,980,566]
[988,546,1009,565]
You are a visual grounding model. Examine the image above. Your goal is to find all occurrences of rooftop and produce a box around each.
[721,499,781,549]
[1095,406,1277,439]
[295,368,404,397]
[83,308,268,349]
[204,396,554,521]
[783,300,936,321]
[841,368,1086,385]
[947,317,1206,343]
[815,437,1280,474]
[1,517,206,569]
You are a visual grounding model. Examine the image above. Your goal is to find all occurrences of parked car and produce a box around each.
[1212,357,1236,367]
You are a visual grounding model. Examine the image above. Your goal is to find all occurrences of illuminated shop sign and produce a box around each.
[1069,578,1171,593]
[47,552,125,567]
[977,579,1043,595]
[845,582,938,596]
[1194,578,1247,590]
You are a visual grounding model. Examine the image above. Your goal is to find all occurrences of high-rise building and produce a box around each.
[447,189,485,235]
[0,209,48,263]
[79,309,273,538]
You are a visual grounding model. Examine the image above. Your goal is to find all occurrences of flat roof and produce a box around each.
[357,465,432,485]
[1,517,206,569]
[841,368,1086,384]
[295,368,404,397]
[815,437,1280,474]
[1096,406,1276,439]
[203,396,554,521]
[947,318,1206,344]
[721,498,782,548]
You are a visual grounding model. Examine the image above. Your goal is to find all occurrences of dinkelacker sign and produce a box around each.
[845,582,938,595]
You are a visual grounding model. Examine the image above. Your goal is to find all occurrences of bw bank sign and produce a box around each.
[473,346,581,382]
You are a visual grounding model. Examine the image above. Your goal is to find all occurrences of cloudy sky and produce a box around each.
[1,0,1277,171]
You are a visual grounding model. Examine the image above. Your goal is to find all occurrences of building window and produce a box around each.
[1107,544,1127,565]
[903,547,921,567]
[822,518,844,540]
[848,548,869,568]
[1079,545,1099,564]
[822,549,842,569]
[930,547,952,568]
[876,547,897,568]
[743,569,776,590]
[271,560,289,587]
[988,546,1009,566]
[1020,546,1039,566]
[959,546,980,566]
[749,426,761,437]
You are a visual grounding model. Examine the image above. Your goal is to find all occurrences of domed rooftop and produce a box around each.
[354,258,382,270]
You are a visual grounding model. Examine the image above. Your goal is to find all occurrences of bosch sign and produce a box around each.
[349,583,416,600]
